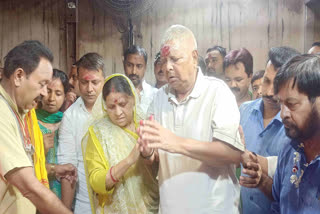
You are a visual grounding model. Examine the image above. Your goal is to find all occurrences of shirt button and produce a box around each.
[250,196,253,200]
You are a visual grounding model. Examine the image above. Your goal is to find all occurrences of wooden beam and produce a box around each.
[65,0,78,74]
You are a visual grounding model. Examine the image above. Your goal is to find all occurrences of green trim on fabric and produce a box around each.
[36,109,63,124]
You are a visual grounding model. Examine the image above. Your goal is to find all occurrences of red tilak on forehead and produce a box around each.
[161,45,170,57]
[114,99,118,104]
[83,74,95,81]
[112,87,115,93]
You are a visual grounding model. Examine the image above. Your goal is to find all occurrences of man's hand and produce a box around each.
[5,167,73,214]
[65,91,77,103]
[137,119,182,154]
[55,164,77,185]
[240,152,262,188]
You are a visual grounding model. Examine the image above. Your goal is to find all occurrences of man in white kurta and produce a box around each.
[57,52,105,213]
[138,25,245,214]
[58,97,91,213]
[123,45,158,115]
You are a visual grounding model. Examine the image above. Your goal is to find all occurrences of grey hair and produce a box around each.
[160,25,197,50]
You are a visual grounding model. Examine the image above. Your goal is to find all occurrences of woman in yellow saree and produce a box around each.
[82,74,159,214]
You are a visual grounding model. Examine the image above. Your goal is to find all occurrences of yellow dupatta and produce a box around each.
[82,74,159,214]
[26,108,50,188]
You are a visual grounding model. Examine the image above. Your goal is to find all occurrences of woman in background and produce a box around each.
[36,69,71,198]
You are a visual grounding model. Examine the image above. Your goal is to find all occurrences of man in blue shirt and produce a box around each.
[241,54,320,213]
[270,54,320,213]
[240,46,300,214]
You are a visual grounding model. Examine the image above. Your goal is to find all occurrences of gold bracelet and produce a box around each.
[50,164,56,177]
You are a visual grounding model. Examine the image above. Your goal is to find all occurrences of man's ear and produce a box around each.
[192,50,199,68]
[13,68,26,87]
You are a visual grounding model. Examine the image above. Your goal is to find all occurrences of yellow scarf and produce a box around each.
[26,109,50,188]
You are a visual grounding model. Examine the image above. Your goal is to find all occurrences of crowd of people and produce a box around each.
[0,24,320,214]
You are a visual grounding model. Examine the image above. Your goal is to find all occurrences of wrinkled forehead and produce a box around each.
[161,39,192,58]
[206,50,222,59]
[105,91,131,104]
[78,68,103,80]
[161,41,178,55]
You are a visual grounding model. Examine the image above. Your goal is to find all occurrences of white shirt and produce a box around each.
[148,70,244,214]
[139,80,158,115]
[267,156,278,177]
[57,98,91,214]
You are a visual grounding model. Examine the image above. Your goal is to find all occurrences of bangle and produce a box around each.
[50,164,56,177]
[110,166,119,183]
[140,149,154,159]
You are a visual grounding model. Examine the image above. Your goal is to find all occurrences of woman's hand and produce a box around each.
[127,143,140,165]
[55,164,78,185]
[43,132,55,154]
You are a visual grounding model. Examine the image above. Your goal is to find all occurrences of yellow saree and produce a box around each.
[82,74,159,214]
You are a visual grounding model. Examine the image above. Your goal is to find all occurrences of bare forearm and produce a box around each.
[180,138,242,167]
[61,179,76,209]
[25,183,72,214]
[258,173,274,201]
[105,156,134,189]
[6,167,72,214]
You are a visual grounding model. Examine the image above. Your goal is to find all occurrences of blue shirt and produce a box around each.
[239,98,291,214]
[272,140,320,214]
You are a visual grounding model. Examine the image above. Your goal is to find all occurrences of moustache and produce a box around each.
[231,87,240,93]
[263,95,278,103]
[128,74,139,79]
[282,118,296,131]
[206,68,216,73]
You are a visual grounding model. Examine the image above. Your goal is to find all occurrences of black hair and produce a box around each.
[52,69,69,94]
[274,54,320,102]
[3,40,53,78]
[102,76,133,100]
[251,69,265,84]
[77,52,105,77]
[311,42,320,47]
[124,45,148,65]
[267,46,300,70]
[223,48,253,77]
[206,46,227,58]
[154,52,161,65]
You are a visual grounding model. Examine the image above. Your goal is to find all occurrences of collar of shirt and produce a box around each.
[78,97,91,114]
[141,79,150,96]
[251,98,282,124]
[167,67,205,105]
